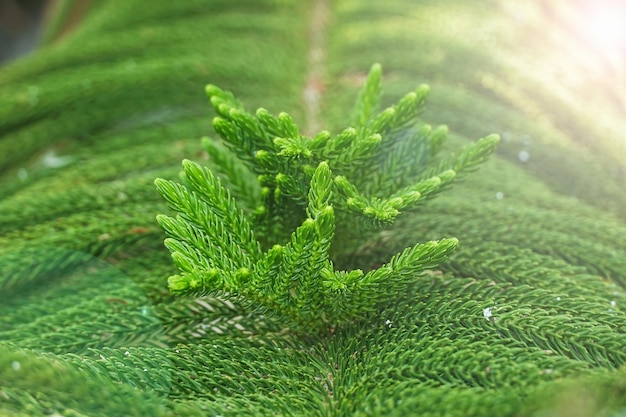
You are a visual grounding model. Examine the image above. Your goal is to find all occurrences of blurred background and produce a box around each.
[0,0,48,66]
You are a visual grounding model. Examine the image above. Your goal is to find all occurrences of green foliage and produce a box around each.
[0,343,166,416]
[1,0,626,416]
[155,65,498,332]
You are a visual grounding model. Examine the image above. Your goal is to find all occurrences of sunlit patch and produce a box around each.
[582,6,626,55]
[572,1,626,68]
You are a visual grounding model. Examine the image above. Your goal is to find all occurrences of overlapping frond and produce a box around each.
[155,65,497,332]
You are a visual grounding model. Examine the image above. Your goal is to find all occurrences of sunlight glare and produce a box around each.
[582,6,626,56]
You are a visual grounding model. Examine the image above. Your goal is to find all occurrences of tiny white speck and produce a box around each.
[495,192,504,200]
[213,345,217,348]
[140,307,150,315]
[556,297,561,301]
[11,361,20,371]
[385,319,392,328]
[518,150,530,163]
[41,150,73,168]
[610,300,616,307]
[143,368,148,372]
[176,349,180,353]
[125,351,130,356]
[483,307,493,321]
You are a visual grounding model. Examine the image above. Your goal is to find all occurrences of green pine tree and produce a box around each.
[0,1,625,416]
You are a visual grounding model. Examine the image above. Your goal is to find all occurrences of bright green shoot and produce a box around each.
[155,64,499,333]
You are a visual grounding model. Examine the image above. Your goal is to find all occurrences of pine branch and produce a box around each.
[351,62,382,130]
[155,63,499,333]
[201,137,260,212]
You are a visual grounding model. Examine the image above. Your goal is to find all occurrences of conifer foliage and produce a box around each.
[155,64,499,332]
[3,1,626,415]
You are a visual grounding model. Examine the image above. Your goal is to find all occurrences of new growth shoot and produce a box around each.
[155,64,499,333]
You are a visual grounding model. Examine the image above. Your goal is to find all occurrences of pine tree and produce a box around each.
[1,1,625,416]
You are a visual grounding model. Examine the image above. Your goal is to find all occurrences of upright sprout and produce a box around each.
[155,63,499,333]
